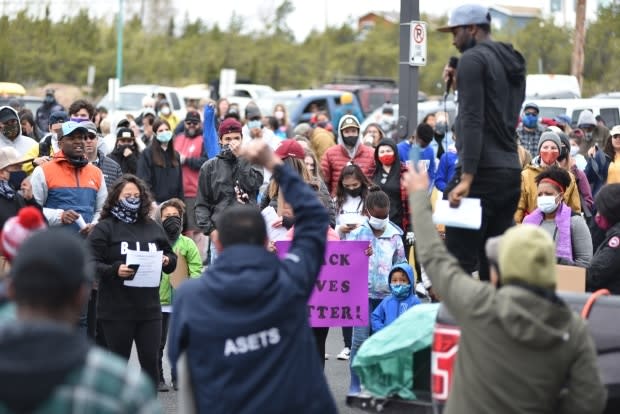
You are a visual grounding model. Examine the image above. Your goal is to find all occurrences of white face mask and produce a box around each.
[368,215,389,230]
[160,107,171,116]
[570,145,579,157]
[537,195,559,214]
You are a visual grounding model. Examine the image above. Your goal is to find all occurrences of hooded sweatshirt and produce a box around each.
[0,106,37,156]
[168,164,336,414]
[409,190,606,414]
[371,263,421,332]
[320,116,375,195]
[454,41,524,176]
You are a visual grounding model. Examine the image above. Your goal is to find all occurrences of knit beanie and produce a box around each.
[498,225,556,289]
[537,131,561,153]
[595,183,620,225]
[1,207,46,262]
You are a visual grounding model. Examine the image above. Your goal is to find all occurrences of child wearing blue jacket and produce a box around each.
[371,263,421,332]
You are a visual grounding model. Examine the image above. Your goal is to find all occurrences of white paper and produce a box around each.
[339,212,365,226]
[124,249,163,288]
[261,206,288,241]
[432,198,482,230]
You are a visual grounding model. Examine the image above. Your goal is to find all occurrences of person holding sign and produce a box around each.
[168,138,337,414]
[345,187,406,395]
[156,198,203,392]
[88,175,177,387]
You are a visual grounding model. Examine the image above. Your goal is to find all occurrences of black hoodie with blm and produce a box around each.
[454,40,526,176]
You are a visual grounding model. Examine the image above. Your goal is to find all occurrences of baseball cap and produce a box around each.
[438,4,491,32]
[610,125,620,136]
[339,114,360,131]
[553,114,571,126]
[61,121,88,137]
[523,103,539,113]
[218,118,242,138]
[0,147,31,170]
[274,139,305,160]
[49,111,69,126]
[116,127,135,139]
[185,111,201,123]
[80,121,98,135]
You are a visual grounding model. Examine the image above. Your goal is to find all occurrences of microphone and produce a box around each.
[445,56,459,95]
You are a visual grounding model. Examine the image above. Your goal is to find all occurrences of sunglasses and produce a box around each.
[85,133,98,141]
[185,121,199,126]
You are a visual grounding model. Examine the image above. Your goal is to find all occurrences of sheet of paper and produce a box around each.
[262,206,288,241]
[432,198,482,230]
[339,212,366,226]
[124,249,163,288]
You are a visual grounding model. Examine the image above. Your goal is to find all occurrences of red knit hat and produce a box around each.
[1,207,46,262]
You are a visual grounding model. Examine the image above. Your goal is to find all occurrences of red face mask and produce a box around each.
[540,148,559,165]
[378,154,395,166]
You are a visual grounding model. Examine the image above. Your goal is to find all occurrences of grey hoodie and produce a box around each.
[410,190,607,414]
[0,106,37,156]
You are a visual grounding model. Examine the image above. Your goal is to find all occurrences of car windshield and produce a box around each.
[98,92,147,111]
[537,106,569,119]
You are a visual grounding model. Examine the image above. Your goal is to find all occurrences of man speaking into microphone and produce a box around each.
[438,4,526,281]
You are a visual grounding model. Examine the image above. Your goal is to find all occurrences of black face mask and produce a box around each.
[117,144,135,155]
[220,144,236,160]
[8,170,26,191]
[163,215,183,242]
[342,135,358,147]
[344,187,363,198]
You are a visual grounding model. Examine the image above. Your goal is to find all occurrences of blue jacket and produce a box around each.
[397,140,412,163]
[203,104,220,159]
[420,145,436,187]
[168,164,336,414]
[585,150,611,197]
[435,151,458,192]
[371,263,420,332]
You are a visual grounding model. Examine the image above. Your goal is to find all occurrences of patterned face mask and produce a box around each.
[110,196,141,224]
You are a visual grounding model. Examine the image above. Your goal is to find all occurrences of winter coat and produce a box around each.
[410,190,607,414]
[587,222,620,294]
[136,146,184,203]
[371,263,421,332]
[159,235,203,306]
[585,149,611,197]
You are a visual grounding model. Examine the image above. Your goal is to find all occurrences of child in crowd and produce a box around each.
[346,187,406,395]
[434,128,458,193]
[415,122,436,189]
[371,263,420,332]
[157,198,203,392]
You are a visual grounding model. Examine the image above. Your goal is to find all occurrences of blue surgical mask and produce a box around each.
[156,131,173,143]
[570,145,579,157]
[247,120,262,129]
[522,114,538,128]
[368,214,389,230]
[390,284,411,300]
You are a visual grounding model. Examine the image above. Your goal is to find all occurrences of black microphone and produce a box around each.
[445,56,459,95]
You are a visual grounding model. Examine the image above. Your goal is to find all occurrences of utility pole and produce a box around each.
[571,0,586,88]
[397,0,419,142]
[116,0,124,86]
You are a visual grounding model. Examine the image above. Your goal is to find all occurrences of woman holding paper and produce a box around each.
[88,174,177,387]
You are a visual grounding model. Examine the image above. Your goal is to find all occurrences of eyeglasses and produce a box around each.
[85,133,98,141]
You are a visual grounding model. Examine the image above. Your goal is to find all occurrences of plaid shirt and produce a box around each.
[517,125,545,157]
[10,348,162,414]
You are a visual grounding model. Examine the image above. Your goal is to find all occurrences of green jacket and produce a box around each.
[409,191,606,414]
[159,235,203,306]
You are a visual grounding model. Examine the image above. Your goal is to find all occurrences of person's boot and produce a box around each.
[158,377,169,392]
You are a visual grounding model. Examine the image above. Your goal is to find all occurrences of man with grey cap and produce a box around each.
[81,120,122,190]
[438,4,526,282]
[404,166,606,414]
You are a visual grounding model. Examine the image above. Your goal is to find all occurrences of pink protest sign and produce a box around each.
[275,240,369,327]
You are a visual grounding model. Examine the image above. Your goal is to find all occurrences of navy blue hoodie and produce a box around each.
[168,164,336,414]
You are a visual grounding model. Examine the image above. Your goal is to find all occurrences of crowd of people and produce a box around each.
[0,3,618,413]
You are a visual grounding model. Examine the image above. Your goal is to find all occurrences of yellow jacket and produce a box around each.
[22,141,54,175]
[514,162,581,223]
[160,113,180,131]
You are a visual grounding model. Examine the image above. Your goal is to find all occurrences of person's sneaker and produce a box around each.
[337,347,350,360]
[172,380,178,391]
[158,381,170,392]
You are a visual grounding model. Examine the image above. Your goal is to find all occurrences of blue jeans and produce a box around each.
[349,298,383,394]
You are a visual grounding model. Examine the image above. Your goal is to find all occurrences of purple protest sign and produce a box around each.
[275,240,369,327]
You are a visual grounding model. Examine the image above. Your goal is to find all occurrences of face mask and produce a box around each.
[8,170,26,191]
[378,154,395,166]
[163,215,183,242]
[435,122,447,136]
[316,121,328,128]
[274,110,284,120]
[537,195,559,214]
[382,115,394,124]
[540,149,559,165]
[595,214,612,231]
[363,134,374,146]
[342,135,358,147]
[522,114,538,129]
[117,144,134,154]
[247,120,262,129]
[368,214,389,230]
[0,179,15,200]
[111,196,141,224]
[160,107,171,116]
[390,284,411,300]
[585,131,593,140]
[570,145,579,157]
[220,144,235,160]
[44,95,54,104]
[2,124,19,139]
[70,117,88,123]
[156,131,173,143]
[344,187,362,197]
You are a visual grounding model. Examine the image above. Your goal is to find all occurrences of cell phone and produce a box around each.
[128,264,140,272]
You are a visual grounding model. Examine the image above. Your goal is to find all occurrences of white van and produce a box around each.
[525,98,620,127]
[526,74,581,99]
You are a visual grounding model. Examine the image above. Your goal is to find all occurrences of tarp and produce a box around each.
[352,303,440,399]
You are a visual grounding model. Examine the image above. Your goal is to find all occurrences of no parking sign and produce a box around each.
[409,21,427,66]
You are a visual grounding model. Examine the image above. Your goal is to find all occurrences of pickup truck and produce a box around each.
[347,291,620,413]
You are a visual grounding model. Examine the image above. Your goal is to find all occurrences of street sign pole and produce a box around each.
[397,0,421,142]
